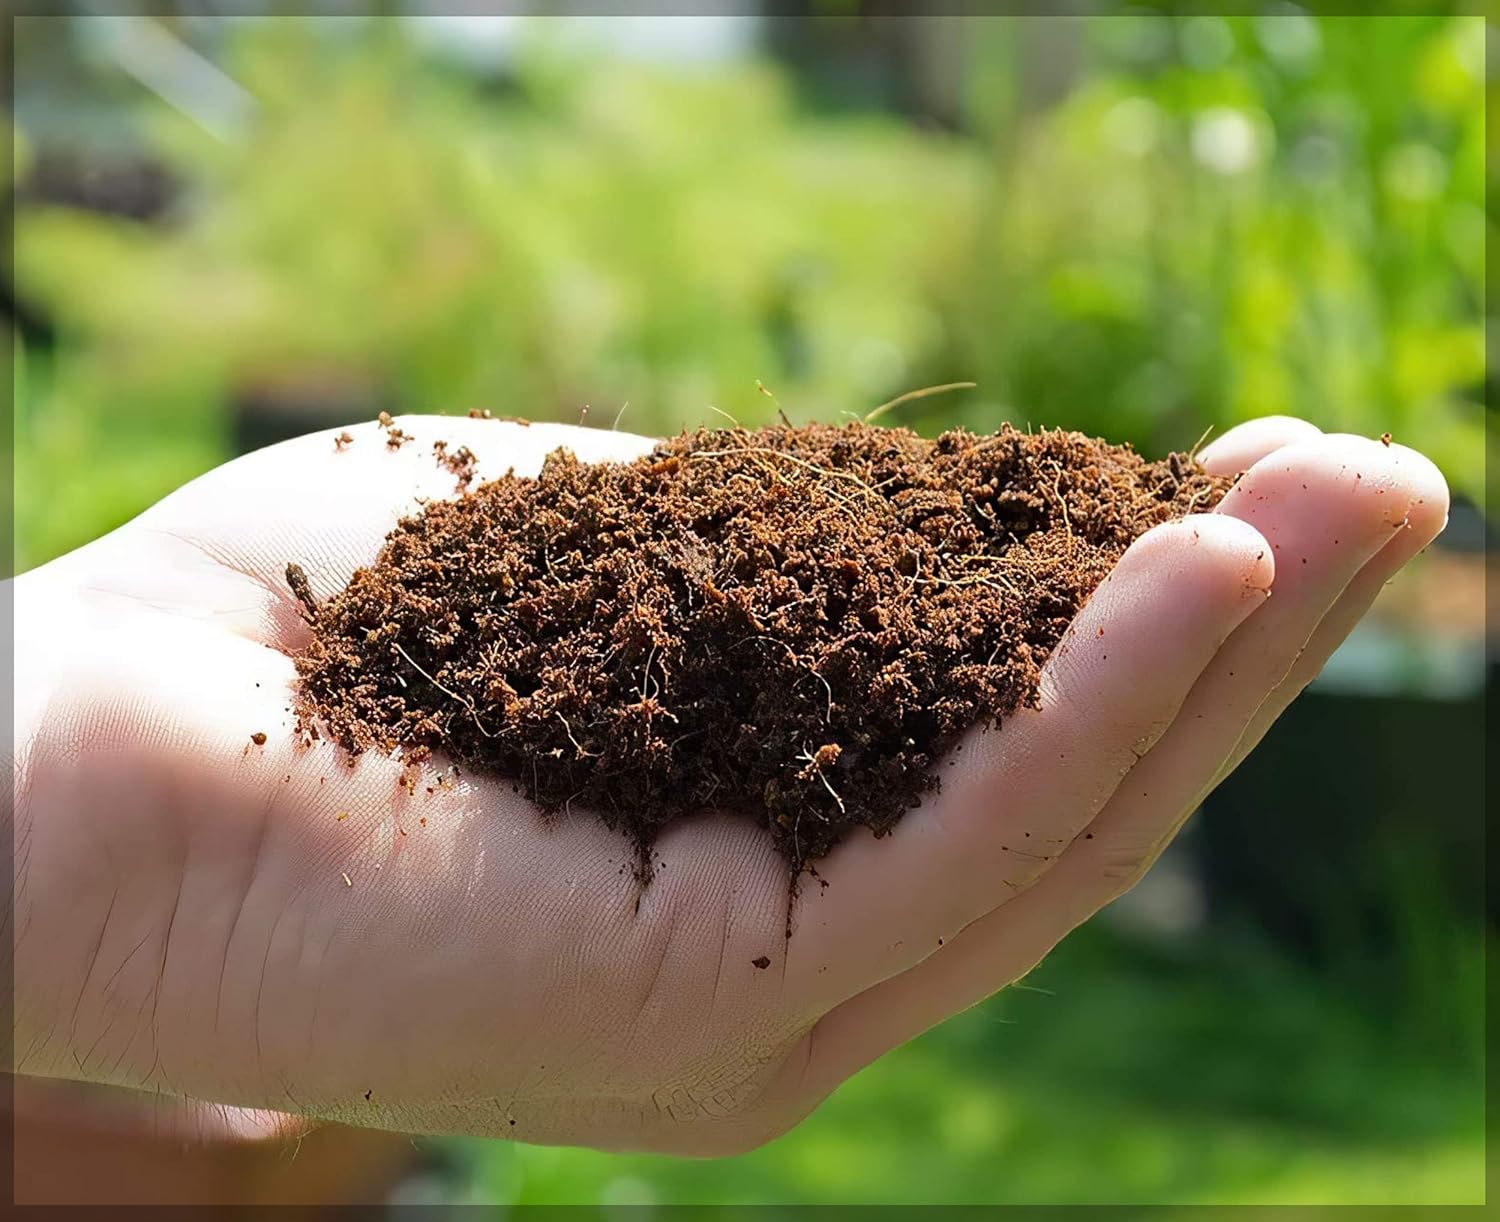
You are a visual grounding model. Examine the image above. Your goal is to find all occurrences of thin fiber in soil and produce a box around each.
[292,422,1231,874]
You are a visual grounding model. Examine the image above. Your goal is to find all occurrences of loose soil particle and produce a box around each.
[292,422,1231,875]
[432,439,480,492]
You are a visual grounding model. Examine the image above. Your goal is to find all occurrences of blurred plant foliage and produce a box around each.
[946,14,1485,482]
[12,18,981,564]
[12,12,1485,571]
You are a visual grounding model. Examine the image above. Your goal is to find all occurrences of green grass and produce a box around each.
[440,925,1484,1205]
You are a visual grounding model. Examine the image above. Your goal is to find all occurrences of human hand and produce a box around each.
[10,414,1447,1154]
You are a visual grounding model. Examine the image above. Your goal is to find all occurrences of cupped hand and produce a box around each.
[9,414,1447,1155]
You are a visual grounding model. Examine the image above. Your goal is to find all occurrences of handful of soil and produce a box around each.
[292,422,1230,873]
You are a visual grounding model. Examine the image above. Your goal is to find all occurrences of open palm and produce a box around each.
[11,413,1446,1154]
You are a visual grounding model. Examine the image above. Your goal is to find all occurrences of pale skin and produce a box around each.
[8,414,1448,1156]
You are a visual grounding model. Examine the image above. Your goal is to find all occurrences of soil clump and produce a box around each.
[293,422,1230,873]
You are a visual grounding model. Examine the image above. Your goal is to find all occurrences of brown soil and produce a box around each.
[292,422,1230,874]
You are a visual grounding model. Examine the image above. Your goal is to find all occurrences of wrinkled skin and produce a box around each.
[9,414,1447,1155]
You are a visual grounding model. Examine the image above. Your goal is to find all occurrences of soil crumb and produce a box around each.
[293,422,1230,874]
[433,439,480,492]
[377,411,413,450]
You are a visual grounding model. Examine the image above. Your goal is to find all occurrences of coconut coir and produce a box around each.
[292,423,1230,874]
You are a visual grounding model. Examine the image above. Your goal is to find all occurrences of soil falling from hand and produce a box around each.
[293,422,1230,874]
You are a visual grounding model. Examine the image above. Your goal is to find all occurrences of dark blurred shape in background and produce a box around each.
[6,9,1486,1207]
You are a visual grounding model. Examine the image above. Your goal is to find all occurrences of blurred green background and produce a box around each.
[8,11,1488,1207]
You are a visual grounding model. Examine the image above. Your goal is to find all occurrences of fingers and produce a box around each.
[1205,439,1449,787]
[987,434,1422,905]
[1196,415,1323,473]
[799,433,1430,1088]
[784,513,1273,1008]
